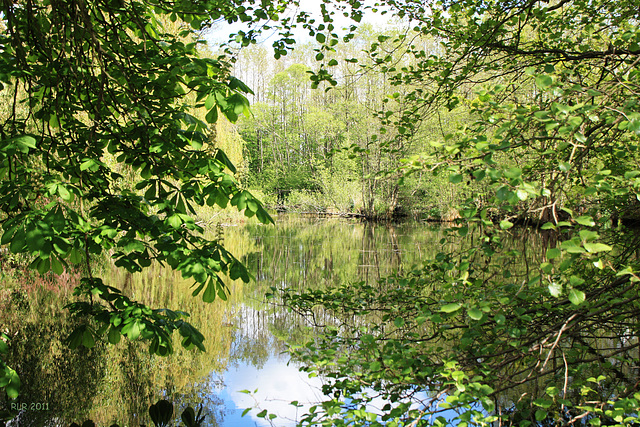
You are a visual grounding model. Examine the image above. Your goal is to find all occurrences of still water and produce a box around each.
[0,215,446,426]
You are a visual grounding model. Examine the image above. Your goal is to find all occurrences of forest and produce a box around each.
[232,24,469,220]
[0,0,640,425]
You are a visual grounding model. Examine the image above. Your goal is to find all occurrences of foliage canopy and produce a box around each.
[0,0,289,368]
[0,0,368,404]
[271,0,640,426]
[2,0,640,424]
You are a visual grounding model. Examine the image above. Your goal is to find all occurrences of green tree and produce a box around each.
[0,0,290,381]
[236,24,428,217]
[279,0,640,425]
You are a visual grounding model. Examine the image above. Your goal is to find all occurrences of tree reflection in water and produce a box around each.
[0,216,448,426]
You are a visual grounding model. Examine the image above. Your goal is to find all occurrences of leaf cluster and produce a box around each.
[273,0,640,424]
[0,0,286,396]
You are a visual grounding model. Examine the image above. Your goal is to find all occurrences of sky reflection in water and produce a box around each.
[211,355,325,426]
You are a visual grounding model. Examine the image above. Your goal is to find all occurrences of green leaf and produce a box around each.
[14,135,37,150]
[546,248,561,259]
[150,400,173,426]
[496,185,513,201]
[570,275,584,287]
[576,215,595,226]
[5,369,20,399]
[568,289,586,305]
[546,386,559,397]
[246,199,259,213]
[9,226,26,253]
[441,303,462,313]
[108,326,121,345]
[36,258,51,274]
[182,406,196,426]
[549,282,562,297]
[583,242,612,253]
[467,307,483,320]
[561,239,585,254]
[227,93,248,117]
[68,328,84,349]
[535,409,548,422]
[125,320,142,340]
[1,222,19,246]
[215,149,237,173]
[217,284,228,301]
[25,226,46,253]
[57,185,72,201]
[167,214,182,229]
[499,219,514,230]
[50,256,64,275]
[202,279,216,303]
[449,173,463,184]
[256,206,274,224]
[189,136,204,150]
[231,191,247,210]
[205,106,218,124]
[205,93,216,110]
[535,75,553,89]
[69,248,84,264]
[49,114,60,128]
[579,230,598,241]
[451,370,465,381]
[82,329,95,348]
[504,167,522,178]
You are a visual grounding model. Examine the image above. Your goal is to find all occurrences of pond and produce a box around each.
[0,215,447,426]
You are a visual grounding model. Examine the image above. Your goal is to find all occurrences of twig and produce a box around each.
[562,351,568,412]
[541,313,578,371]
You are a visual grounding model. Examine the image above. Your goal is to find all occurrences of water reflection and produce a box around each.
[1,216,451,425]
[212,357,325,427]
[242,216,444,292]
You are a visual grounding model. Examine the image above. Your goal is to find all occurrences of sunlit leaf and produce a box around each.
[440,303,462,313]
[568,289,586,305]
[549,282,562,297]
[583,242,612,253]
[467,307,483,320]
[499,220,513,230]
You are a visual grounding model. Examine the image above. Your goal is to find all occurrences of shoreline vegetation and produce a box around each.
[259,201,640,227]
